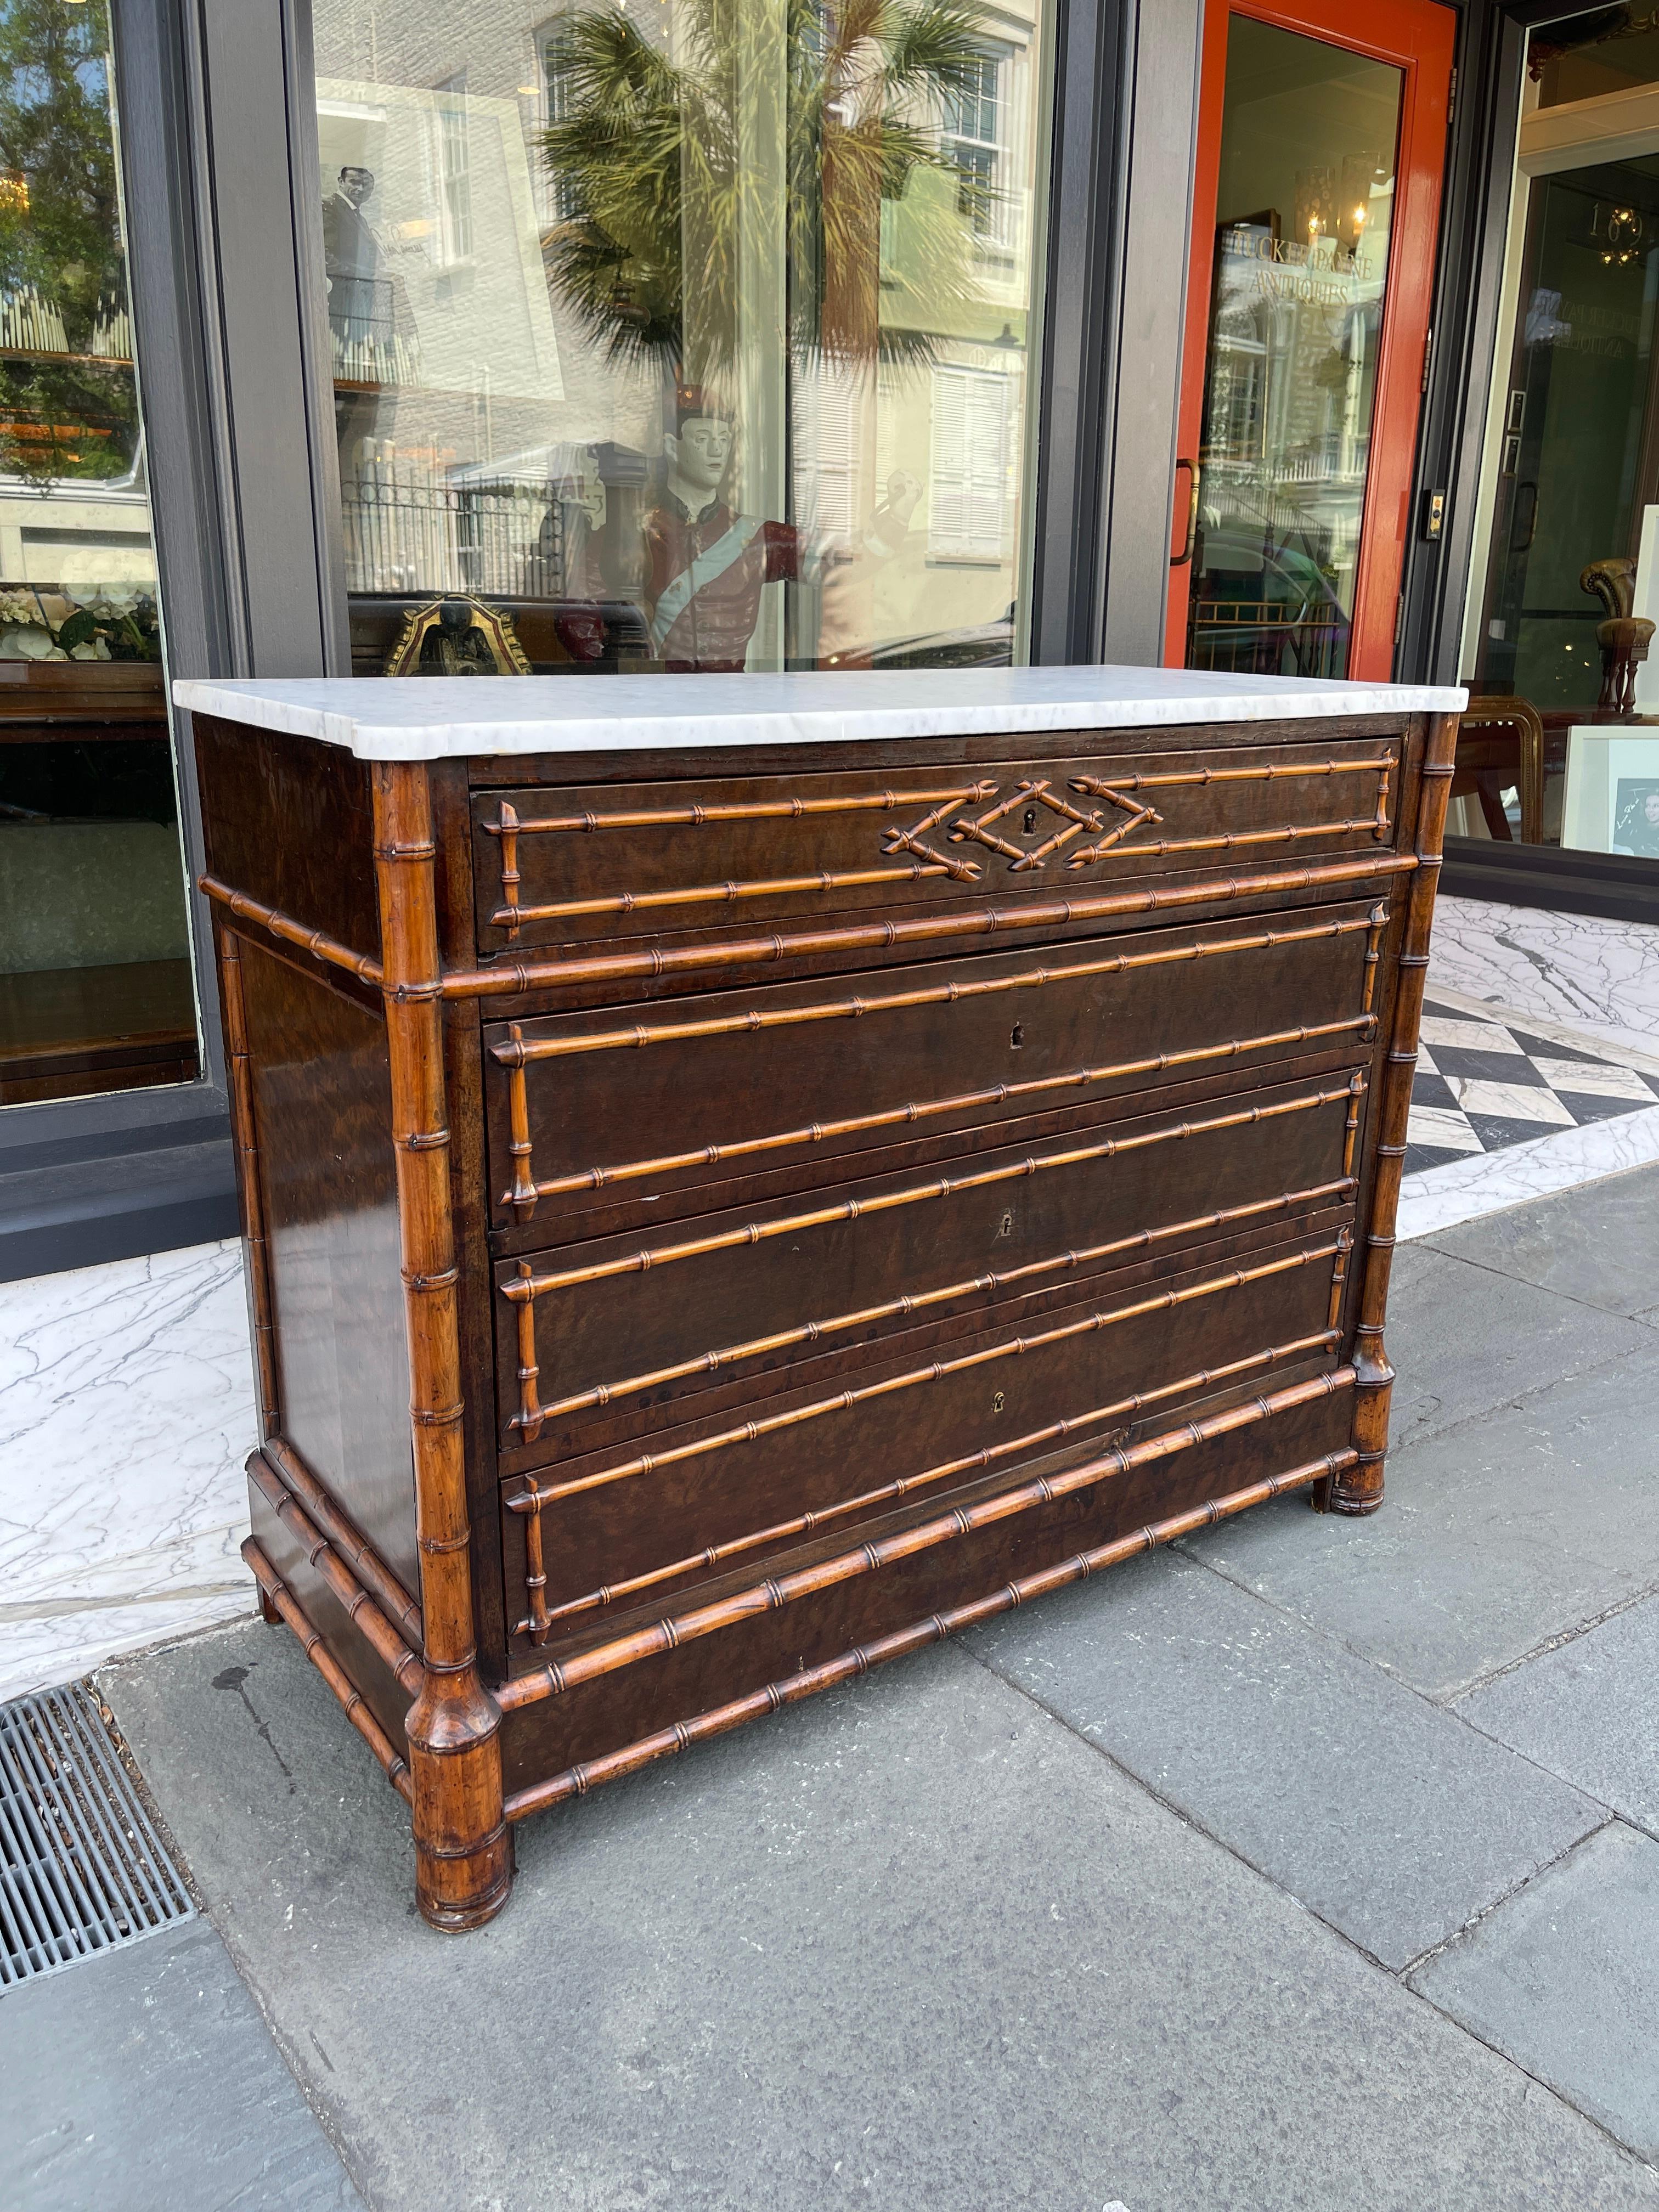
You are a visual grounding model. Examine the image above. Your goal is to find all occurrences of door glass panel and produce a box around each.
[0,0,196,1109]
[308,0,1053,679]
[1185,19,1403,681]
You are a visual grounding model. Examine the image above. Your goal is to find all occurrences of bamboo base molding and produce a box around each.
[242,1536,413,1805]
[501,1445,1357,1820]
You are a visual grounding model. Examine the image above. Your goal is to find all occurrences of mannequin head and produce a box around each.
[664,396,733,507]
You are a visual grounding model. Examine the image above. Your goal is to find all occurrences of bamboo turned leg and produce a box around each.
[372,763,512,1929]
[1319,711,1458,1516]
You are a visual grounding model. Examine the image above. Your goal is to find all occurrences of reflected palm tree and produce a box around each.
[539,0,993,385]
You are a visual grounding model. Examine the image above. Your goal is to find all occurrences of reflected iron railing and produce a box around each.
[1188,596,1348,680]
[340,472,565,600]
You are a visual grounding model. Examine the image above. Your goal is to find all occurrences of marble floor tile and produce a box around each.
[0,1238,259,1697]
[1431,896,1659,1045]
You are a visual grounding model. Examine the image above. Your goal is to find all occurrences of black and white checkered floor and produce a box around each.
[1406,998,1659,1178]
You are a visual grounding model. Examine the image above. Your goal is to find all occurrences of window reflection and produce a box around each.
[0,0,195,1109]
[312,0,1050,676]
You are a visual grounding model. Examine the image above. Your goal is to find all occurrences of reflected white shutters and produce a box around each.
[929,365,1010,561]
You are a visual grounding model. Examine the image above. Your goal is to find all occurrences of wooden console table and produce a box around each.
[179,667,1463,1929]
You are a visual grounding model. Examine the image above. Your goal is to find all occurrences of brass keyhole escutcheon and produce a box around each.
[992,1391,1006,1414]
[998,1211,1014,1238]
[1010,1023,1023,1048]
[1023,806,1037,834]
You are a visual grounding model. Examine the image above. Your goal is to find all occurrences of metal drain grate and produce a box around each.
[1,1681,193,1991]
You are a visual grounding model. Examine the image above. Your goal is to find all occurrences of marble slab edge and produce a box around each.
[172,670,1468,763]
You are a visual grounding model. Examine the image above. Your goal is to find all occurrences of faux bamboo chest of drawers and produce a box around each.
[180,667,1464,1929]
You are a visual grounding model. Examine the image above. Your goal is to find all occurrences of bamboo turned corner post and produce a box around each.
[371,761,513,1929]
[1322,710,1459,1516]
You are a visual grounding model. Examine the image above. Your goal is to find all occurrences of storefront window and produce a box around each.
[309,0,1052,678]
[1463,9,1659,865]
[0,0,195,1108]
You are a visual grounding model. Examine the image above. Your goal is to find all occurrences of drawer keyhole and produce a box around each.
[998,1211,1014,1238]
[992,1391,1006,1414]
[1023,806,1037,834]
[1010,1023,1023,1049]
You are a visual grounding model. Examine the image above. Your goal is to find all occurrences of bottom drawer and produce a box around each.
[498,1375,1357,1795]
[501,1215,1352,1657]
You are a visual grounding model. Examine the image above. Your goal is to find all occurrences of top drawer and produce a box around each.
[469,727,1406,961]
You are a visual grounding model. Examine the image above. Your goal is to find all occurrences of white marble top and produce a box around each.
[172,665,1466,763]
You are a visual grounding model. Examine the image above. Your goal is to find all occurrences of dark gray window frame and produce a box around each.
[0,0,337,1283]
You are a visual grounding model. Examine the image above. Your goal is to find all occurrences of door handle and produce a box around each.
[1171,458,1201,567]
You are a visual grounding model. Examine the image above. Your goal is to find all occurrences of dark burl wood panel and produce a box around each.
[195,715,381,965]
[240,940,417,1592]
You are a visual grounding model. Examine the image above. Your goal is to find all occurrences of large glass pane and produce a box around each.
[0,0,195,1108]
[309,0,1052,677]
[1184,18,1403,681]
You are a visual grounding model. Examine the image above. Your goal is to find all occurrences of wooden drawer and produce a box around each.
[492,1065,1367,1464]
[499,1221,1350,1656]
[483,895,1390,1239]
[470,728,1403,960]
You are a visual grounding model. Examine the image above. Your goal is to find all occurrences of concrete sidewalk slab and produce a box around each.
[1411,1822,1659,2164]
[103,1618,1659,2212]
[0,1917,361,2212]
[1457,1594,1659,1840]
[1425,1161,1659,1322]
[967,1548,1604,1968]
[1379,1242,1655,1454]
[1179,1338,1659,1699]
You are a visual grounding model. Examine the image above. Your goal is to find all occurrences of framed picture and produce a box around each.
[1561,729,1659,855]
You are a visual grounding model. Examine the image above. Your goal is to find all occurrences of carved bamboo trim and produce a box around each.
[1069,754,1395,794]
[490,855,986,931]
[505,1081,1359,1312]
[515,1326,1341,1638]
[501,1015,1372,1213]
[439,852,1419,1000]
[1064,815,1383,870]
[259,1436,424,1650]
[492,815,1390,927]
[500,1446,1356,1808]
[242,1538,413,1803]
[1328,711,1459,1515]
[1361,901,1387,1014]
[511,1238,1345,1513]
[371,763,510,1928]
[199,873,383,983]
[515,1173,1358,1431]
[217,927,279,1436]
[494,911,1380,1068]
[248,1455,424,1695]
[483,783,998,837]
[494,1365,1357,1714]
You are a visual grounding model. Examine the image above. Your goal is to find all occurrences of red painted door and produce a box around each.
[1165,0,1455,681]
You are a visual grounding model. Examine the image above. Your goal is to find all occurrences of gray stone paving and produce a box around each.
[12,1158,1659,2208]
[0,1918,362,2211]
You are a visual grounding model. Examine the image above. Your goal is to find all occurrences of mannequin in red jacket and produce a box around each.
[641,391,921,672]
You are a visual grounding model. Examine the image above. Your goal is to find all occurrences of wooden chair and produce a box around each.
[1452,692,1545,845]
